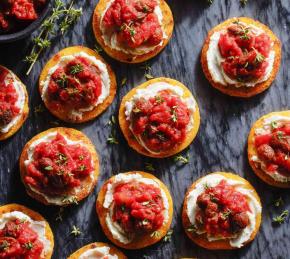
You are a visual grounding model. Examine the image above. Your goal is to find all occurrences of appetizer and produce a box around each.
[96,171,173,249]
[248,111,290,188]
[182,172,262,250]
[0,203,54,259]
[19,127,99,206]
[39,46,117,123]
[0,0,47,34]
[119,77,200,158]
[92,0,174,63]
[68,242,127,259]
[0,65,29,141]
[201,17,281,97]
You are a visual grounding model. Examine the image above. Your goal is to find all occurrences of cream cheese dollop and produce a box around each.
[206,23,275,88]
[124,82,196,154]
[186,174,261,248]
[251,115,290,182]
[0,72,25,134]
[79,246,118,259]
[24,132,96,205]
[0,211,51,258]
[100,0,167,56]
[40,52,111,121]
[103,173,170,244]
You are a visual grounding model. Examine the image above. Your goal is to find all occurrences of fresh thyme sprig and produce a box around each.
[25,0,82,75]
[145,162,155,172]
[174,153,190,164]
[273,210,288,225]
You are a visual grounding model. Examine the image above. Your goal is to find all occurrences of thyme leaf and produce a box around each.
[273,210,288,225]
[163,229,173,242]
[70,225,82,236]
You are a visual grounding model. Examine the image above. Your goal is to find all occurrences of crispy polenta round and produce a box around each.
[39,46,117,123]
[96,171,173,249]
[68,242,127,259]
[0,203,54,258]
[92,0,174,63]
[19,127,99,206]
[248,110,290,188]
[201,17,281,98]
[119,77,200,158]
[0,65,29,141]
[182,172,262,250]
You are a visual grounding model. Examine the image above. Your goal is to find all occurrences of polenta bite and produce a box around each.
[96,171,173,249]
[68,242,127,259]
[0,65,29,141]
[19,127,99,206]
[182,172,262,250]
[119,78,200,158]
[92,0,174,63]
[248,111,290,188]
[0,204,54,259]
[201,17,281,97]
[39,46,116,123]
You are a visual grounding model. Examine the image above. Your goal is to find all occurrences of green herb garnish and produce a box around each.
[273,210,288,224]
[70,225,82,236]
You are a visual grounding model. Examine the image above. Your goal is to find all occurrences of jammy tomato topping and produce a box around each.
[0,218,44,259]
[195,180,250,237]
[112,181,165,234]
[47,56,102,112]
[130,90,190,152]
[218,20,271,82]
[25,133,93,195]
[102,0,163,48]
[0,0,46,34]
[0,67,20,128]
[254,122,290,175]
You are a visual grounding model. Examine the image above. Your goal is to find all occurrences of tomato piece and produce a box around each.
[11,0,38,20]
[131,90,190,152]
[113,182,165,233]
[255,134,272,147]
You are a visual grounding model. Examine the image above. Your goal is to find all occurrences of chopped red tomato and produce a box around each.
[254,122,290,175]
[0,219,44,259]
[0,67,20,128]
[25,133,93,195]
[112,181,165,234]
[47,56,102,112]
[102,0,163,48]
[11,0,38,20]
[218,21,271,82]
[195,180,250,237]
[130,90,190,152]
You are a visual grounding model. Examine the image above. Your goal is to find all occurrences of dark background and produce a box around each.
[0,0,289,258]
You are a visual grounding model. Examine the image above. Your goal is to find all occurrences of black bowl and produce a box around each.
[0,0,51,43]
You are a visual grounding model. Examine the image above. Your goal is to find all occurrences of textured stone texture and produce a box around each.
[0,0,289,258]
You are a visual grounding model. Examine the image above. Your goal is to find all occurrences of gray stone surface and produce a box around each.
[0,0,289,258]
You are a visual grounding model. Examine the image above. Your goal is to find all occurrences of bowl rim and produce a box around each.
[0,0,51,43]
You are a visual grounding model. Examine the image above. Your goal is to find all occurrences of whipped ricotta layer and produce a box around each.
[206,24,275,88]
[40,52,111,121]
[251,115,290,182]
[186,174,261,248]
[24,131,95,205]
[0,72,25,134]
[0,211,51,258]
[100,0,167,56]
[124,82,196,154]
[103,173,170,244]
[79,246,118,259]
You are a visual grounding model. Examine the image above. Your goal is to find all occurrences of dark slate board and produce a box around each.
[0,0,290,258]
